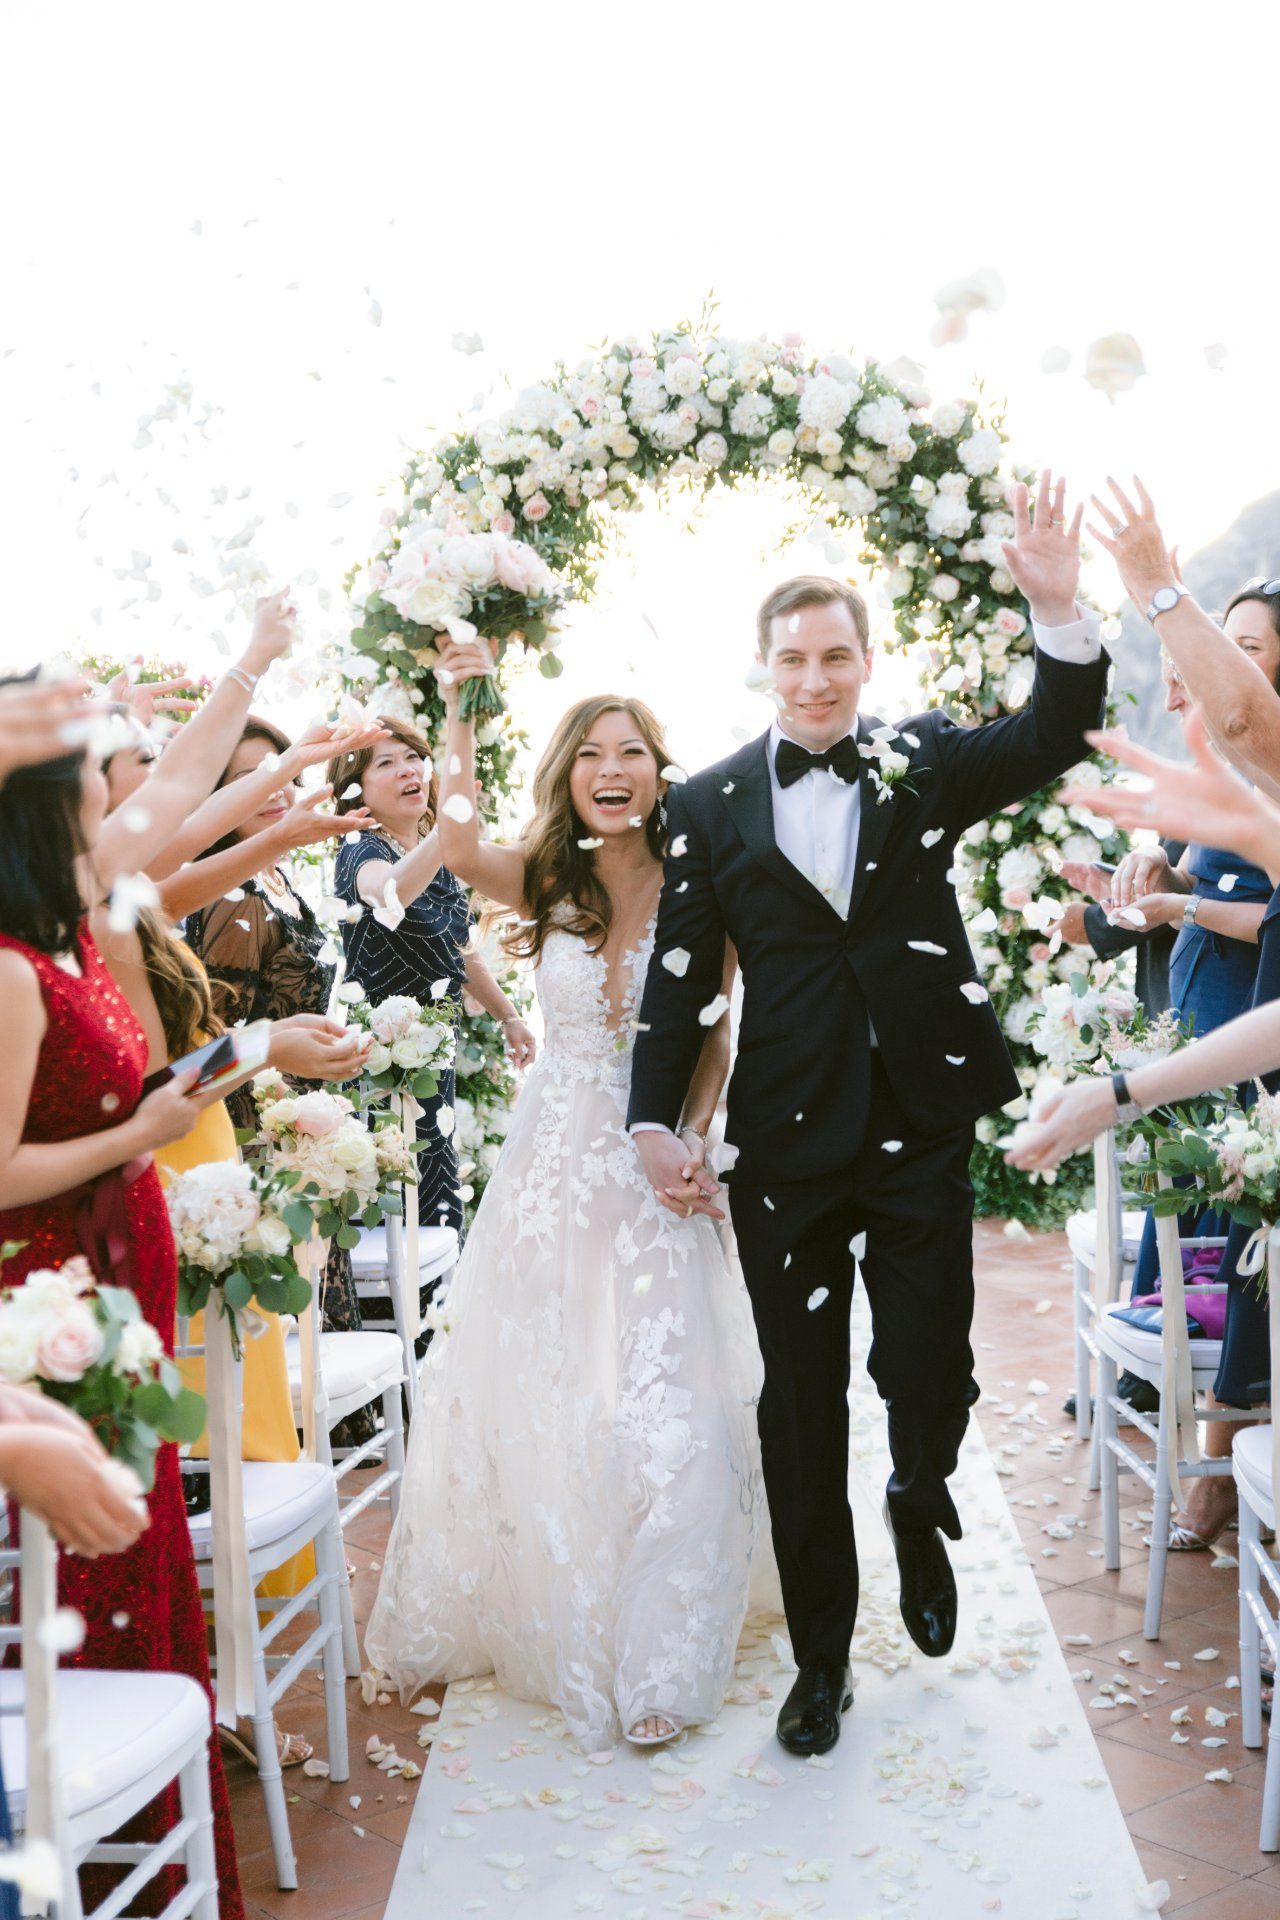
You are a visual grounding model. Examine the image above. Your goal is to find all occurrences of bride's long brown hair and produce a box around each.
[502,695,671,964]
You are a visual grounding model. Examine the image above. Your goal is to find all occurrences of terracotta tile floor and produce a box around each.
[225,1220,1277,1916]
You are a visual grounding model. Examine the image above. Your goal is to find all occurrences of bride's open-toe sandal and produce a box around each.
[625,1714,681,1748]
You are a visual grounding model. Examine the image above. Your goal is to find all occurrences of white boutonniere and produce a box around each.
[858,728,917,806]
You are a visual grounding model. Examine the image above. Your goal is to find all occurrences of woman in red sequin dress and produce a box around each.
[0,624,302,1917]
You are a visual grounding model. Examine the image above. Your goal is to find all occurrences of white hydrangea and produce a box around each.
[840,477,878,517]
[931,400,968,438]
[926,494,976,541]
[1060,831,1104,867]
[728,391,775,439]
[696,431,729,467]
[799,373,853,433]
[856,395,911,447]
[957,428,1003,476]
[996,844,1045,901]
[662,354,703,397]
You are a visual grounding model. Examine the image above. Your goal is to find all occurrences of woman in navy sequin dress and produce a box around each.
[328,718,536,1250]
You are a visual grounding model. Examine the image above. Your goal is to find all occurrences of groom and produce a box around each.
[629,473,1108,1756]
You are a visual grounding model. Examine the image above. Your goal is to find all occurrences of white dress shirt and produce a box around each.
[631,608,1102,1134]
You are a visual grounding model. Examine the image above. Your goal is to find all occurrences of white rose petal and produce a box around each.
[1219,873,1238,892]
[882,1139,903,1154]
[807,1288,829,1311]
[436,1106,456,1138]
[1204,1768,1233,1783]
[669,834,688,857]
[660,763,688,783]
[908,940,947,956]
[921,829,944,849]
[960,981,988,1004]
[699,994,730,1025]
[441,794,474,824]
[946,1054,966,1066]
[661,948,690,978]
[632,1273,652,1297]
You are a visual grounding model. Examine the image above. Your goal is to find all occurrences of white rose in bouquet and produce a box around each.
[259,1096,301,1135]
[931,400,968,438]
[728,392,774,439]
[0,1306,40,1384]
[390,1030,436,1070]
[114,1319,165,1378]
[440,536,498,592]
[926,494,975,541]
[996,843,1044,906]
[17,1258,93,1311]
[373,1125,415,1180]
[957,428,1002,476]
[244,1212,293,1258]
[365,1040,394,1077]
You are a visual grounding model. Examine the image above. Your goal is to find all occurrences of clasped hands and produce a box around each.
[634,1128,725,1224]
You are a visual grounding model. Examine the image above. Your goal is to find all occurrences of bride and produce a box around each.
[364,643,770,1750]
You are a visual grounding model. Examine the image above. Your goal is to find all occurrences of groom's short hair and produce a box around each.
[757,576,870,655]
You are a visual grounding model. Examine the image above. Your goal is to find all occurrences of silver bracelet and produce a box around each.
[678,1123,707,1144]
[227,666,260,694]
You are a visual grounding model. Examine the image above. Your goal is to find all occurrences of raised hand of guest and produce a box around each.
[1061,712,1280,874]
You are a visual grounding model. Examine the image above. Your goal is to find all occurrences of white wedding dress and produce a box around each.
[365,915,774,1751]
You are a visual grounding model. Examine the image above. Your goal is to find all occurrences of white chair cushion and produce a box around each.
[1066,1209,1148,1263]
[0,1669,210,1820]
[285,1329,404,1415]
[1096,1300,1223,1379]
[188,1459,336,1558]
[1232,1424,1276,1526]
[351,1222,457,1281]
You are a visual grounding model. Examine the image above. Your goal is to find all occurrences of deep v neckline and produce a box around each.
[588,911,658,1036]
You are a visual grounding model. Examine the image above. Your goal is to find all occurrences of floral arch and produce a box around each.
[346,319,1123,1223]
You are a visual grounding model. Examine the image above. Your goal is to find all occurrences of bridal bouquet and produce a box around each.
[165,1159,318,1348]
[0,1254,205,1490]
[248,1076,415,1249]
[344,989,456,1103]
[361,526,562,721]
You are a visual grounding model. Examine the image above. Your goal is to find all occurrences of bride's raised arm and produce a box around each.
[434,638,529,913]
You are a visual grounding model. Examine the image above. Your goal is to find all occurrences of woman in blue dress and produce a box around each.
[1109,589,1280,1549]
[328,718,536,1258]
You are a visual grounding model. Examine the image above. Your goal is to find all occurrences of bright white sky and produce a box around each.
[2,0,1273,780]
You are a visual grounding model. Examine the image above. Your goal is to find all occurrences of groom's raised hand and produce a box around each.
[1000,470,1084,627]
[634,1130,725,1223]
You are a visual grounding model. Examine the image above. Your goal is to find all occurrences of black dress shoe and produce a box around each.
[776,1658,853,1757]
[882,1500,958,1659]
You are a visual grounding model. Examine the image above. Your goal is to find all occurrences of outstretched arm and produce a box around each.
[431,638,528,911]
[1088,477,1280,803]
[1005,996,1280,1173]
[92,593,298,894]
[937,473,1108,828]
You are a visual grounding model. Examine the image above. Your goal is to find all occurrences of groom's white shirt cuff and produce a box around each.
[1031,606,1103,663]
[631,1121,673,1136]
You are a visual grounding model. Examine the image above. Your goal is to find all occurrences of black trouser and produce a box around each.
[728,1054,979,1667]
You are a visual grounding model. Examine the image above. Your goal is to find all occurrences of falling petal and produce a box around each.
[1219,873,1238,892]
[1040,345,1071,374]
[921,828,944,848]
[908,940,947,955]
[442,794,475,824]
[807,1288,829,1311]
[661,948,691,977]
[699,994,731,1025]
[882,1139,903,1153]
[670,834,688,857]
[451,332,484,355]
[661,763,688,783]
[960,981,988,1003]
[1204,343,1227,371]
[577,837,604,850]
[849,1232,866,1260]
[946,1054,966,1066]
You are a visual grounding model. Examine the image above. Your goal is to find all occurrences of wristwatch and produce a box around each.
[1182,895,1202,928]
[1147,584,1189,623]
[1111,1070,1142,1122]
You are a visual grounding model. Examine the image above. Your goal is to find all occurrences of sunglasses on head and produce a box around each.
[1239,576,1280,598]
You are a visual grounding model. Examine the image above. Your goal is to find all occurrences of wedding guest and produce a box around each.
[1088,477,1280,801]
[0,674,108,787]
[1008,714,1277,1550]
[184,715,388,1443]
[327,717,536,1250]
[0,1385,150,1920]
[0,613,308,1917]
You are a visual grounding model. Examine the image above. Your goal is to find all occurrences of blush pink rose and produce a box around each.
[1029,942,1051,962]
[291,1092,347,1139]
[36,1303,105,1383]
[1003,887,1031,909]
[490,511,516,537]
[579,394,602,418]
[522,493,551,524]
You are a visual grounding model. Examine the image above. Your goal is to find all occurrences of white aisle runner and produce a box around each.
[384,1314,1164,1920]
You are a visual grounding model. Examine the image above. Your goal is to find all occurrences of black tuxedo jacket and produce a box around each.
[627,645,1109,1183]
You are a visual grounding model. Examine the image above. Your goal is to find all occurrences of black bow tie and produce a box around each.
[774,735,860,790]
